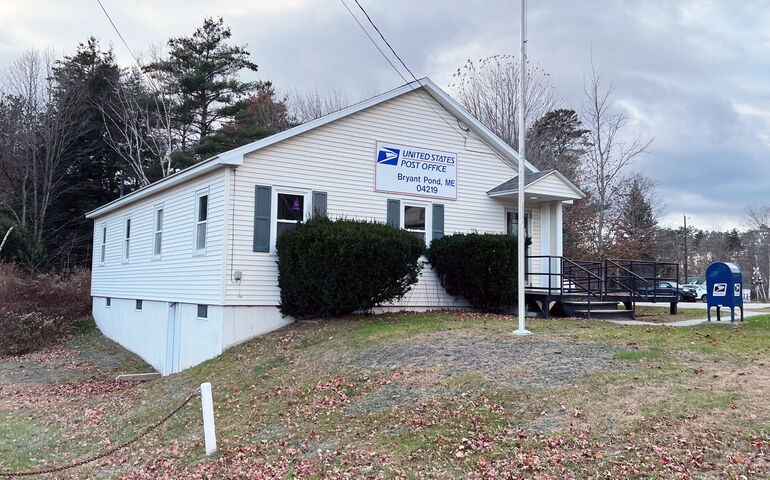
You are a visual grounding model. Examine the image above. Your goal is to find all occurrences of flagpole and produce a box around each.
[513,0,531,335]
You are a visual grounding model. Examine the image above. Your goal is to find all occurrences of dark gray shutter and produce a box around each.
[253,185,271,252]
[386,199,400,227]
[312,191,327,217]
[432,203,444,241]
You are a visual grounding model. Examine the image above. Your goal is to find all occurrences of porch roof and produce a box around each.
[487,169,584,202]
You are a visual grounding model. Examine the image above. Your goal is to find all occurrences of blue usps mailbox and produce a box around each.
[706,262,744,322]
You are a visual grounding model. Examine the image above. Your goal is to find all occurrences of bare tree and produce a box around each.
[450,54,561,150]
[286,87,350,124]
[745,204,770,300]
[581,63,651,258]
[0,49,89,250]
[97,70,175,186]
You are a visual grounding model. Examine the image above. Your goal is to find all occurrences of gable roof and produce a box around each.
[487,169,585,199]
[86,78,537,219]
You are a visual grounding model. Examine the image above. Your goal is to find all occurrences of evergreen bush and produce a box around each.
[426,233,520,313]
[276,217,425,318]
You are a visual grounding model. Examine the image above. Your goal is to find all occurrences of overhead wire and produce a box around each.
[339,0,474,141]
[95,0,163,93]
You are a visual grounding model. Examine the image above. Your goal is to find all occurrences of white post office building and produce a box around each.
[87,79,583,375]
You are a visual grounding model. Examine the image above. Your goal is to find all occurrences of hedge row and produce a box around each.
[276,217,425,318]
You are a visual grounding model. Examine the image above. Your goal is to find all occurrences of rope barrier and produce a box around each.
[0,388,200,478]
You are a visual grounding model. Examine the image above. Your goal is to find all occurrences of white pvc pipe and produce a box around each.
[200,382,217,455]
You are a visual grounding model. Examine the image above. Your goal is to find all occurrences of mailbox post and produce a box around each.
[706,262,744,323]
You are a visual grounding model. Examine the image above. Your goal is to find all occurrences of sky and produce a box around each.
[1,0,769,231]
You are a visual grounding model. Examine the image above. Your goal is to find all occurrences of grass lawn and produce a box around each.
[633,305,709,320]
[1,313,769,479]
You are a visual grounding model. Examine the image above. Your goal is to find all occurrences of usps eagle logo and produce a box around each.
[377,147,400,165]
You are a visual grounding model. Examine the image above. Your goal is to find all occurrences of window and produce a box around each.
[195,190,209,253]
[276,192,305,239]
[197,304,208,319]
[106,297,111,307]
[99,225,107,265]
[506,211,530,238]
[403,205,427,242]
[135,299,143,310]
[153,206,164,259]
[123,216,132,262]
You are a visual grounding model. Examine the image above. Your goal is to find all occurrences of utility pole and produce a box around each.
[513,0,531,335]
[683,214,688,283]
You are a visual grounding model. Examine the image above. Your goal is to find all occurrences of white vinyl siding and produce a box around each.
[90,169,227,304]
[527,173,581,199]
[223,89,531,307]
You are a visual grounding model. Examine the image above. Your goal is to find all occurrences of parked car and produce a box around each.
[637,281,699,302]
[682,284,707,302]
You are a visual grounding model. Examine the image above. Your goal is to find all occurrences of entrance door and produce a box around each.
[165,302,181,375]
[506,210,531,285]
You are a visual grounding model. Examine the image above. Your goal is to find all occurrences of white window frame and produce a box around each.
[152,204,164,260]
[122,214,132,263]
[135,299,143,311]
[270,187,310,253]
[505,208,533,286]
[105,297,111,308]
[401,200,433,248]
[197,304,209,320]
[99,224,107,265]
[194,188,209,255]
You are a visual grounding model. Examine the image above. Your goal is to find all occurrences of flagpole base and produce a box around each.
[512,329,532,336]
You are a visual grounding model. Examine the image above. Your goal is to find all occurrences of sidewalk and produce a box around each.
[610,303,765,327]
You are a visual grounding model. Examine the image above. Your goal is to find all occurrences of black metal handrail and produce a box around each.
[604,258,680,304]
[524,255,682,318]
[526,255,604,317]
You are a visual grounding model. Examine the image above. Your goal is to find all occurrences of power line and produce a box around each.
[352,0,420,83]
[338,0,409,83]
[339,0,472,139]
[96,0,143,70]
[95,0,163,93]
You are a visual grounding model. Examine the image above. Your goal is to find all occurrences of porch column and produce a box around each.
[540,202,551,288]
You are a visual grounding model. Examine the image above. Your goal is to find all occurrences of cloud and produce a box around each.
[1,0,769,232]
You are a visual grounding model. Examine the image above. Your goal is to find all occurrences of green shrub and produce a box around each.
[426,233,520,313]
[276,217,425,318]
[0,309,61,356]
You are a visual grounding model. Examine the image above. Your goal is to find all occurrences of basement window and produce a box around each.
[135,299,143,311]
[197,304,208,319]
[106,297,111,308]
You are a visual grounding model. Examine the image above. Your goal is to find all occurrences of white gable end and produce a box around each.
[224,88,522,306]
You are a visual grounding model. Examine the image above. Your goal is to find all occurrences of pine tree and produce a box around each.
[613,176,657,259]
[144,17,265,160]
[526,109,588,183]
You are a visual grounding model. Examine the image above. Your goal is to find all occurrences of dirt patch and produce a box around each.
[355,330,630,388]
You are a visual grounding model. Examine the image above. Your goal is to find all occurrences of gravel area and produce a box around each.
[346,383,440,415]
[355,330,630,388]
